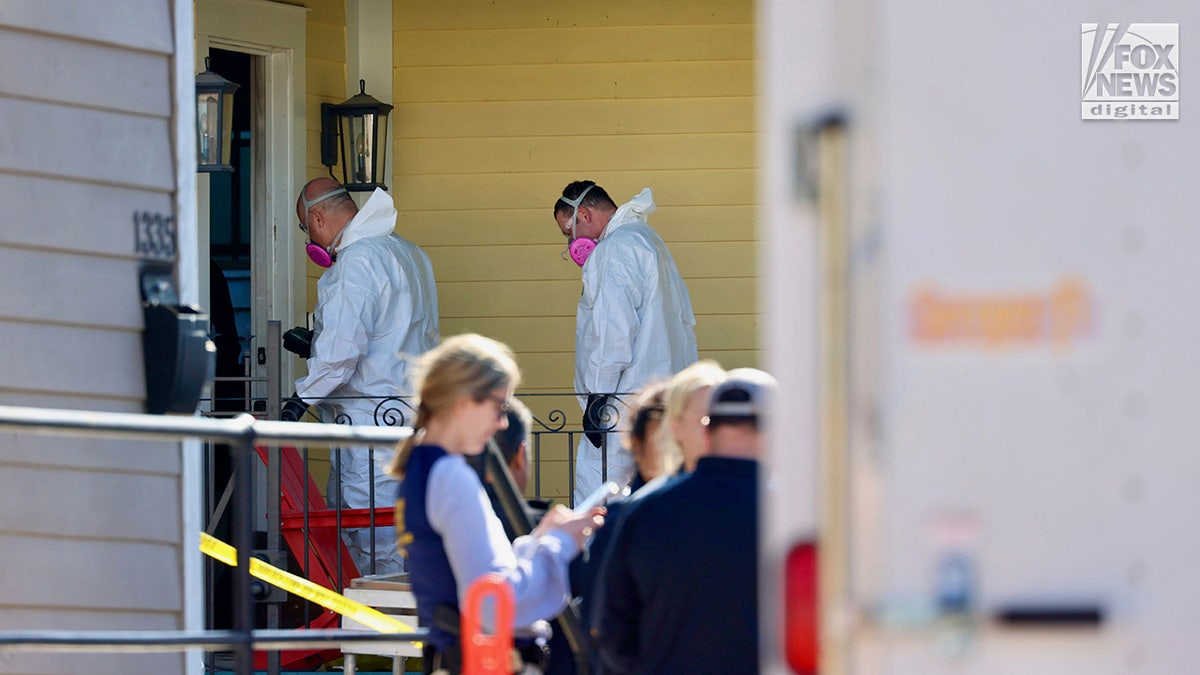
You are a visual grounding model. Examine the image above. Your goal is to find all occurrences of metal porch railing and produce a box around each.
[0,318,639,674]
[0,405,422,675]
[201,320,633,672]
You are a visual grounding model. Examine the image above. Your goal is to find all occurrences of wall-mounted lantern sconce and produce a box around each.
[195,56,240,173]
[320,79,393,191]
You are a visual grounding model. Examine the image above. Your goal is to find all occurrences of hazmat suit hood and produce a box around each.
[598,188,656,241]
[336,188,397,250]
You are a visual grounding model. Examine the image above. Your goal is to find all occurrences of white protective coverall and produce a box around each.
[573,188,698,504]
[296,187,439,575]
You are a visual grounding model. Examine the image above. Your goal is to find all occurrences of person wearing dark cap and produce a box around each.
[590,368,776,675]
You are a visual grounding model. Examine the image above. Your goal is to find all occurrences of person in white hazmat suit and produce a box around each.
[553,180,698,505]
[282,177,439,575]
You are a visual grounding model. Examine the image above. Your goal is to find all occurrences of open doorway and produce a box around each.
[207,47,254,416]
[204,49,256,636]
[195,0,308,651]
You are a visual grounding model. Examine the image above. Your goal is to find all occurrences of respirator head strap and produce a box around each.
[558,184,600,267]
[302,186,348,212]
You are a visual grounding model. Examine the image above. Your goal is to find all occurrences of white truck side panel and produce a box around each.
[763,0,1200,672]
[866,2,1200,674]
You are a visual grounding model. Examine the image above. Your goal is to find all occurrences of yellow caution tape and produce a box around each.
[199,532,420,642]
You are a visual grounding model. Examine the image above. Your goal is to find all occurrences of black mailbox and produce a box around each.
[141,262,215,415]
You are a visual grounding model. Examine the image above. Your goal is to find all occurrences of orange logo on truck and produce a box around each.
[909,278,1092,350]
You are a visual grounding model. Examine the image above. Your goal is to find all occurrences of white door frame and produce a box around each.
[195,0,308,398]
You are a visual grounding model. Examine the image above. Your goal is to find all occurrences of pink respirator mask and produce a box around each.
[559,184,598,267]
[299,187,348,268]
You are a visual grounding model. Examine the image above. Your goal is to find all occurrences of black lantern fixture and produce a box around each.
[195,56,240,172]
[320,79,393,191]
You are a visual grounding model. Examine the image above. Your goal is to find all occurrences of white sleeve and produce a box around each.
[295,264,375,403]
[582,242,642,394]
[427,457,581,627]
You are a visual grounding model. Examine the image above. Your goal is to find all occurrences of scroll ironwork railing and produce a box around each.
[195,323,637,672]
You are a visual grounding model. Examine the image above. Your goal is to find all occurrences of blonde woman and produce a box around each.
[657,360,726,473]
[387,334,604,673]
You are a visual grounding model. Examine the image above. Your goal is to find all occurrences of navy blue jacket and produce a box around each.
[592,457,760,674]
[395,445,459,651]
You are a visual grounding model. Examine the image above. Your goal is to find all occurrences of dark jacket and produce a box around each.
[591,457,760,675]
[395,445,459,651]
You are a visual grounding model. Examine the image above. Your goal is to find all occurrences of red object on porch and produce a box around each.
[251,445,395,671]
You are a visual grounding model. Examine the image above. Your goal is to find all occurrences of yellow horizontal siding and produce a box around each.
[686,278,759,313]
[307,58,345,99]
[396,205,754,246]
[304,0,346,268]
[306,93,350,131]
[391,170,753,211]
[530,461,571,502]
[508,351,574,391]
[396,61,753,103]
[395,24,753,66]
[309,270,758,329]
[396,98,754,138]
[423,240,754,284]
[441,317,574,352]
[304,0,345,25]
[438,280,582,318]
[503,348,763,393]
[308,259,760,354]
[440,315,755,354]
[309,277,758,329]
[397,0,752,31]
[671,241,757,278]
[391,0,760,387]
[696,314,758,349]
[302,1,346,210]
[307,21,344,63]
[697,349,761,371]
[306,92,349,180]
[395,133,752,175]
[305,130,323,173]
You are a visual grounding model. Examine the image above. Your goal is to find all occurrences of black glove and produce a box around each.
[283,326,313,359]
[280,396,309,422]
[583,394,610,448]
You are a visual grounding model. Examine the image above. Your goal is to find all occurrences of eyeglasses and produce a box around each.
[298,205,316,234]
[483,394,512,418]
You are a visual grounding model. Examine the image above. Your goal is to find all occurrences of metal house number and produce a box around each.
[133,211,177,261]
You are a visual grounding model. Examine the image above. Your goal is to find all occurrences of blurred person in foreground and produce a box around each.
[484,395,581,674]
[567,380,671,674]
[591,368,776,675]
[477,396,554,542]
[388,334,605,674]
[656,360,726,474]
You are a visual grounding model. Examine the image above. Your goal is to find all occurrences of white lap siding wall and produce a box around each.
[0,1,196,673]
